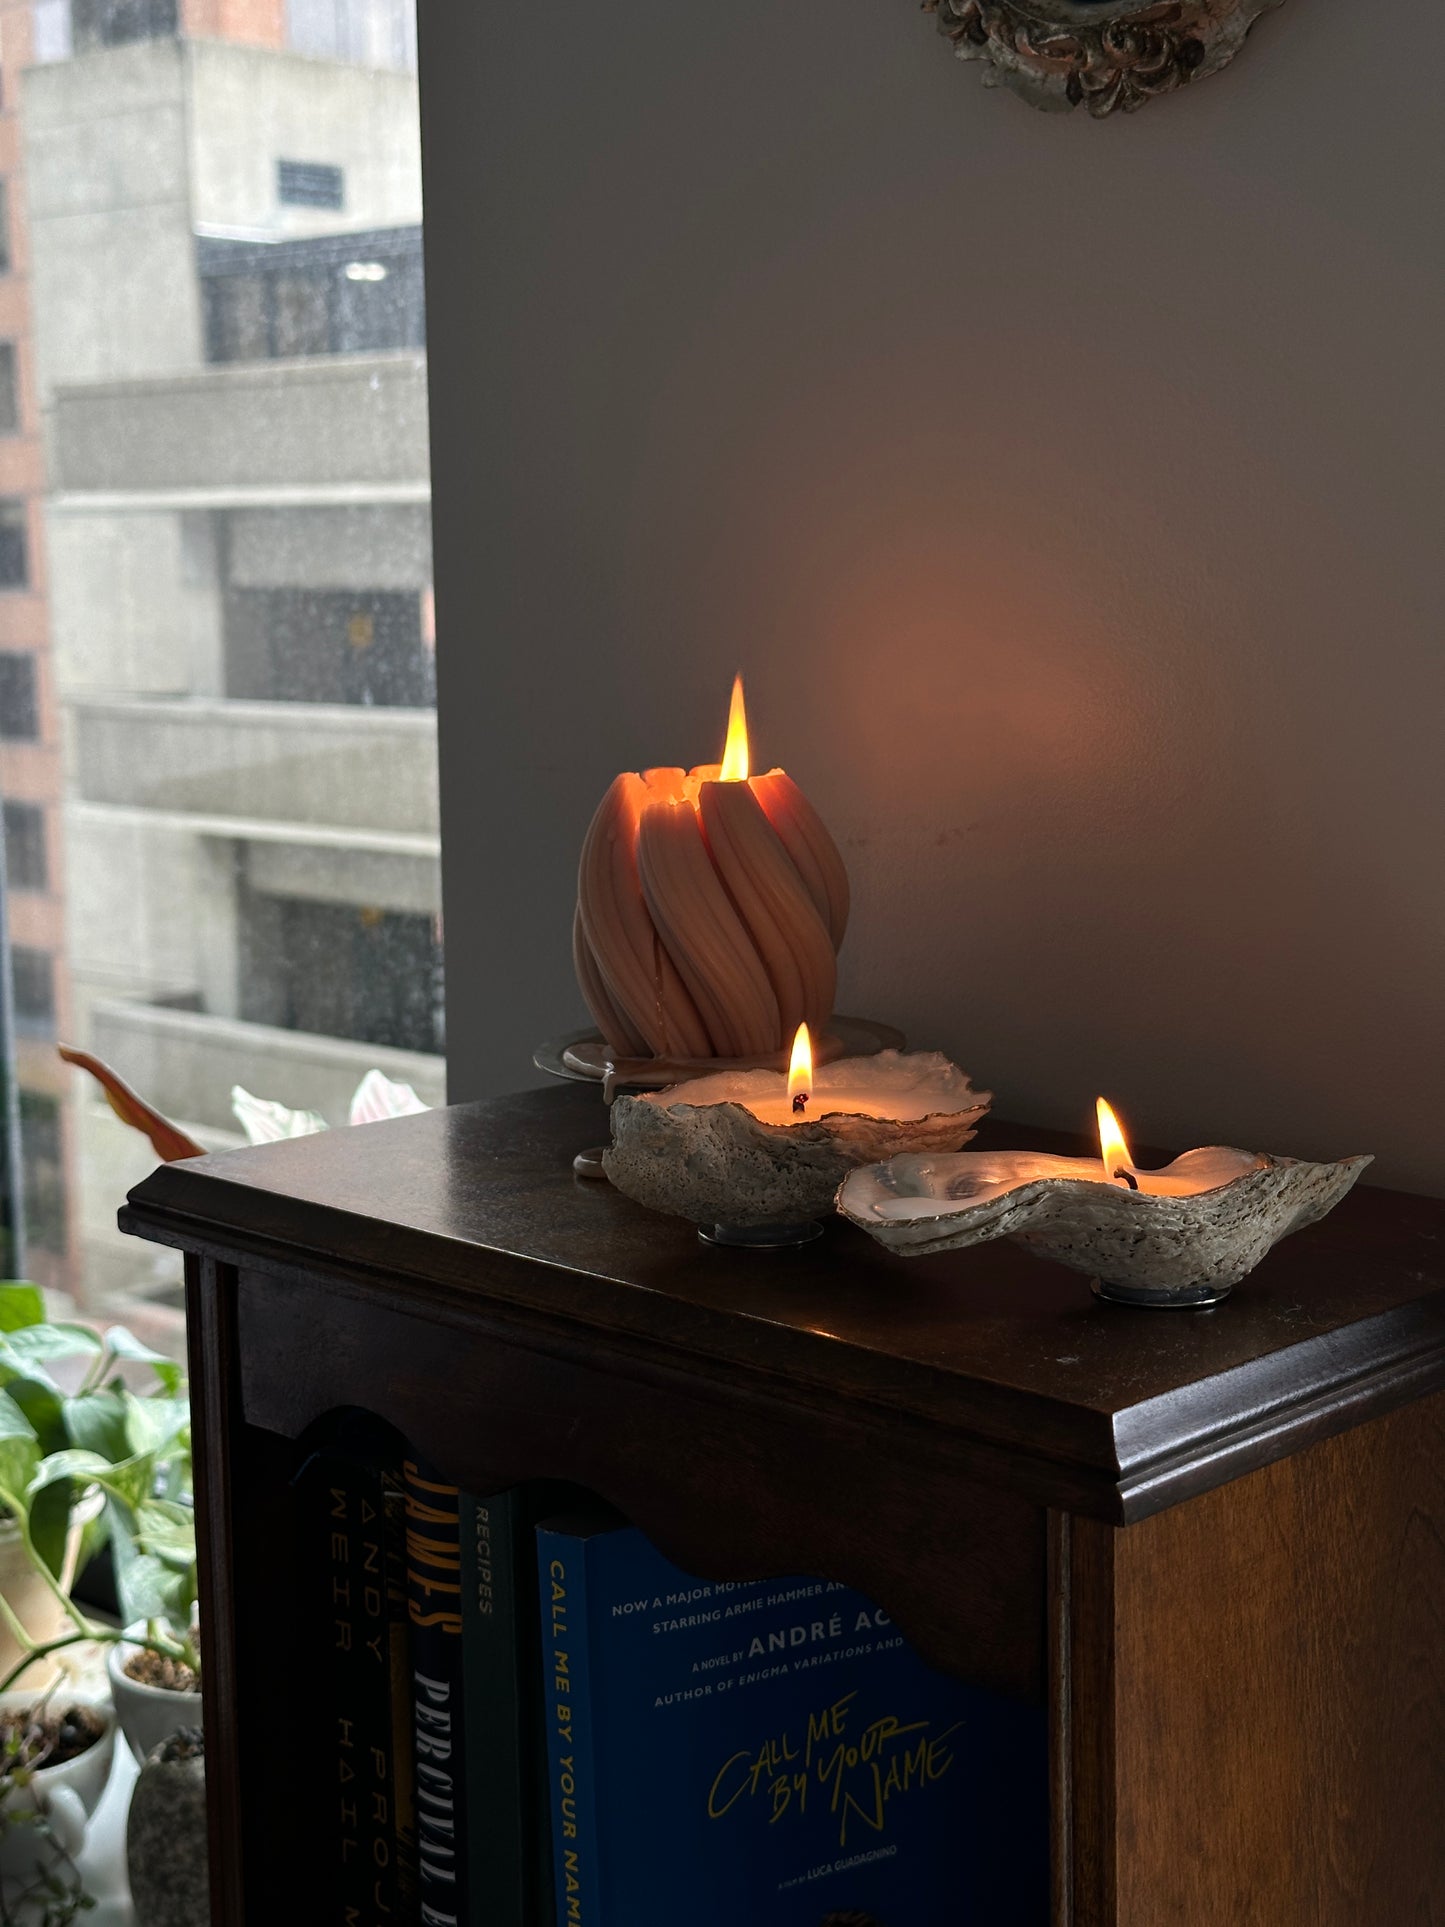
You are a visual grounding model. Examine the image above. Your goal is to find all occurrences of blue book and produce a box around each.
[536,1513,1048,1926]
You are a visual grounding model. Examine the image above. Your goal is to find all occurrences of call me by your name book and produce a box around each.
[537,1515,1048,1926]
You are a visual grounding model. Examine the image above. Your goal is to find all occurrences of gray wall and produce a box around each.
[421,1,1445,1193]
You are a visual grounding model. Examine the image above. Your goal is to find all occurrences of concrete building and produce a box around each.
[0,0,72,1295]
[21,13,439,1320]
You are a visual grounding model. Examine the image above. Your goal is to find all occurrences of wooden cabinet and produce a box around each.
[121,1086,1445,1925]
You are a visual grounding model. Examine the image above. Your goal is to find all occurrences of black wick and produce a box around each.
[792,1092,809,1115]
[1113,1167,1139,1191]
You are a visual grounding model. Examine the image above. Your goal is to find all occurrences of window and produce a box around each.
[199,228,425,364]
[4,802,47,892]
[0,653,38,740]
[8,2,437,1334]
[273,269,332,358]
[278,160,345,210]
[19,1092,64,1257]
[0,181,10,276]
[12,947,55,1034]
[0,343,19,436]
[286,0,417,70]
[203,273,270,364]
[0,501,27,587]
[71,0,178,52]
[224,589,434,705]
[242,898,444,1056]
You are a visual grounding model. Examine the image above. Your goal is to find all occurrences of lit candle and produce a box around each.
[685,1023,985,1131]
[574,679,850,1065]
[1089,1096,1264,1196]
[858,1099,1267,1219]
[838,1099,1370,1307]
[604,1025,992,1239]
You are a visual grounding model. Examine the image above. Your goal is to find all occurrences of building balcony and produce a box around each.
[68,694,438,837]
[86,995,445,1138]
[49,351,429,502]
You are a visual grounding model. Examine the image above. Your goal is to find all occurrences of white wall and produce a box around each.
[422,0,1445,1193]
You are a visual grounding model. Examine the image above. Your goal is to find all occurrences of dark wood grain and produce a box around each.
[1060,1393,1445,1925]
[122,1085,1445,1521]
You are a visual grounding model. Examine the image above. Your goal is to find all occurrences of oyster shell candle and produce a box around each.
[605,1024,991,1246]
[838,1099,1371,1307]
[574,679,850,1075]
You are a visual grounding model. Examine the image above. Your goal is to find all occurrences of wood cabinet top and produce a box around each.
[122,1084,1445,1521]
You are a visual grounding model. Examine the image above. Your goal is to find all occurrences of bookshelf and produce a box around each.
[120,1083,1445,1925]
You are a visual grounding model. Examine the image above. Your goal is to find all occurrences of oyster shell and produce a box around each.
[837,1146,1373,1302]
[605,1051,990,1229]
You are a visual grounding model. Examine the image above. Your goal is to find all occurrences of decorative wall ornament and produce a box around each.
[925,0,1285,116]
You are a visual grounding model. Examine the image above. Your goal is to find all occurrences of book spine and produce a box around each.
[317,1449,399,1927]
[537,1528,601,1927]
[383,1471,419,1915]
[405,1456,468,1927]
[461,1490,516,1924]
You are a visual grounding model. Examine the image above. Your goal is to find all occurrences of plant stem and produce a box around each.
[74,1342,112,1400]
[0,1629,121,1696]
[0,1486,91,1641]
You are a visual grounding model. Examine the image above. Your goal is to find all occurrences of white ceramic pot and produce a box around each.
[107,1634,203,1765]
[0,1490,103,1688]
[0,1688,116,1888]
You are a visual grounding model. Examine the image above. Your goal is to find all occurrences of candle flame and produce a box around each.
[719,674,750,782]
[788,1022,813,1103]
[1096,1097,1136,1187]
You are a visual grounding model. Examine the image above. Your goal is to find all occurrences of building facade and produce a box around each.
[18,7,438,1324]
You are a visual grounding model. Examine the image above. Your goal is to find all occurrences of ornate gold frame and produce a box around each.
[925,0,1285,116]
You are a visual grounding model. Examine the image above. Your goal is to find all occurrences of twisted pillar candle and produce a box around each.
[574,686,849,1063]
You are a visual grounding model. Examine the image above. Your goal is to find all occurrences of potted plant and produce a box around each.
[0,1282,198,1766]
[0,1683,115,1923]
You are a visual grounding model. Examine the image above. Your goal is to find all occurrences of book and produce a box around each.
[408,1472,570,1927]
[459,1488,556,1927]
[537,1514,1049,1926]
[312,1434,409,1927]
[405,1456,468,1927]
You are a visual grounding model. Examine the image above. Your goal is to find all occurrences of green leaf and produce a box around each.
[62,1389,131,1465]
[109,1494,195,1636]
[133,1498,195,1571]
[0,1386,41,1446]
[104,1327,184,1397]
[5,1377,67,1458]
[0,1283,43,1333]
[114,1550,173,1625]
[0,1347,57,1396]
[0,1389,40,1513]
[89,1449,155,1514]
[0,1325,102,1375]
[122,1391,190,1463]
[29,1448,111,1492]
[27,1478,71,1584]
